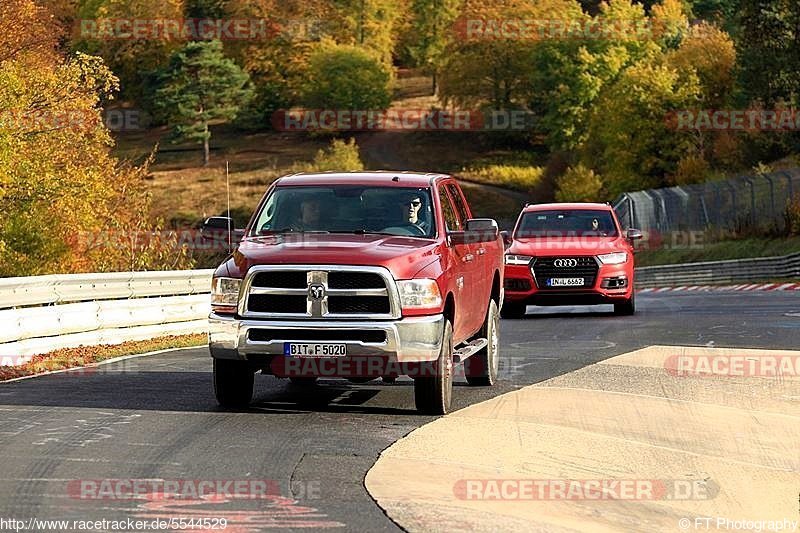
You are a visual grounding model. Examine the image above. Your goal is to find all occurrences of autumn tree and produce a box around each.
[155,40,252,166]
[73,0,185,102]
[582,61,701,197]
[0,0,192,275]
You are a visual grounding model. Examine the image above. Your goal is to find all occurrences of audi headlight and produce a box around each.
[397,279,442,310]
[597,252,628,265]
[505,254,534,265]
[211,277,241,313]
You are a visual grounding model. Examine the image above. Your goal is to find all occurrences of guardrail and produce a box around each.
[0,270,214,365]
[635,252,800,288]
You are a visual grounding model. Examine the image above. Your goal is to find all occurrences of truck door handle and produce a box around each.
[463,254,474,263]
[477,248,486,255]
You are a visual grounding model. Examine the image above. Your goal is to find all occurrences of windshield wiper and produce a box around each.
[332,229,398,236]
[254,228,330,236]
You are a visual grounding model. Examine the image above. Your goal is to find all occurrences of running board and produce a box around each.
[452,338,488,363]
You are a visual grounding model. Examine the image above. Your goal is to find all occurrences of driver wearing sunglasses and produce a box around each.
[399,193,430,234]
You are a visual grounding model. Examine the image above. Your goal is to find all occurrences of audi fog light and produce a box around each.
[597,252,628,265]
[397,279,442,310]
[505,254,534,265]
[211,277,241,313]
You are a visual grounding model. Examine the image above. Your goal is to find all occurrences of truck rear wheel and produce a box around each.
[213,359,254,408]
[465,299,499,386]
[414,319,454,415]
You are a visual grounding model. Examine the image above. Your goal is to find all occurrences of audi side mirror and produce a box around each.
[626,228,643,241]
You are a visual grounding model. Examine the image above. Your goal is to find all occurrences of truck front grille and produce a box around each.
[532,256,599,289]
[328,272,385,289]
[328,296,390,314]
[252,271,307,289]
[248,328,387,343]
[248,294,307,314]
[242,266,399,319]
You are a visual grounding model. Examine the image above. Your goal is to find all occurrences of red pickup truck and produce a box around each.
[205,172,505,414]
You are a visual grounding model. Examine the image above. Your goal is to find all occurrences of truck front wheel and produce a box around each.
[465,299,500,386]
[213,359,254,408]
[414,319,454,415]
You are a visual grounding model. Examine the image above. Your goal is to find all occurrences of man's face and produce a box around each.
[403,196,422,224]
[301,200,320,224]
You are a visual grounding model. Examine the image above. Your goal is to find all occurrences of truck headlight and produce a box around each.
[597,252,628,265]
[211,277,241,313]
[505,254,533,265]
[397,279,442,310]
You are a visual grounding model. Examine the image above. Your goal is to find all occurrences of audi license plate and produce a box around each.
[547,278,584,287]
[284,343,347,357]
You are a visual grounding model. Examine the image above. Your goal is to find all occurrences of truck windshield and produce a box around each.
[250,186,436,238]
[516,210,618,238]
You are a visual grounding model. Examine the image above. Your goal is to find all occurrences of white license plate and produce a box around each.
[284,343,347,357]
[548,277,584,287]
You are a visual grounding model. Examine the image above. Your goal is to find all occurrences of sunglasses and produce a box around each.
[404,200,422,207]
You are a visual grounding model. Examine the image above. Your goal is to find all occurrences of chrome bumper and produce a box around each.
[208,313,445,363]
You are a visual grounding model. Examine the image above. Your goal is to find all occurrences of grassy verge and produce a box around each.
[0,334,206,381]
[636,236,800,267]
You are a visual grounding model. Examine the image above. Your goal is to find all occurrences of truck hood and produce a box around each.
[509,236,628,257]
[223,233,442,280]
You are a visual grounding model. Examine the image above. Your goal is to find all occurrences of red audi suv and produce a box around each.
[501,203,642,318]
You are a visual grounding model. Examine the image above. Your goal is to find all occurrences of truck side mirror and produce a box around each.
[500,230,512,249]
[450,218,499,245]
[201,216,244,245]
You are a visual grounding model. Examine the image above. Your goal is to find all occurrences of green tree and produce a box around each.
[736,0,800,106]
[155,40,252,166]
[555,164,603,202]
[406,0,461,94]
[528,0,660,152]
[301,40,392,110]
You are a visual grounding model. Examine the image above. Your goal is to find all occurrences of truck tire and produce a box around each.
[614,289,636,316]
[414,319,454,415]
[465,299,499,386]
[213,359,254,408]
[289,377,318,386]
[500,301,526,319]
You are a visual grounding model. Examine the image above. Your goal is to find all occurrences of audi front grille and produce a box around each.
[531,256,600,289]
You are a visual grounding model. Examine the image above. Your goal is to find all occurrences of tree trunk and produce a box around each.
[203,121,210,166]
[432,72,437,96]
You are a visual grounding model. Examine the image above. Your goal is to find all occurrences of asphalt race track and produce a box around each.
[0,291,798,532]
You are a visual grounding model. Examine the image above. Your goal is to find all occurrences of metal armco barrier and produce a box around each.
[635,252,800,288]
[0,270,214,366]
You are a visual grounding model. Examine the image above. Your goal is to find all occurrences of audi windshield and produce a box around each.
[515,210,619,238]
